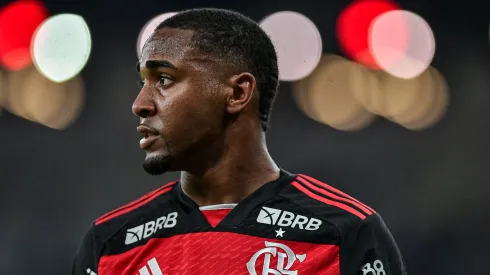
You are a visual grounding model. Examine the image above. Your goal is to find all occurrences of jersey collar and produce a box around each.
[171,169,296,228]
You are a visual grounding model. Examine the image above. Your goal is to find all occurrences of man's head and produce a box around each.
[132,8,279,175]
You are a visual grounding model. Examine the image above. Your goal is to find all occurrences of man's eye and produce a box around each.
[160,76,174,87]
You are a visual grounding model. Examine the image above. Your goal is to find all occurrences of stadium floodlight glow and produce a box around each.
[32,14,92,83]
[260,11,323,82]
[137,12,178,58]
[370,10,435,79]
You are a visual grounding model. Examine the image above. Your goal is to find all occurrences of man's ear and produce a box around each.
[225,72,257,114]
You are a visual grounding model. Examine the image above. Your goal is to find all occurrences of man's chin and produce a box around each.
[142,154,172,175]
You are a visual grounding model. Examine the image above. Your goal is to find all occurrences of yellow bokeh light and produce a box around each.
[3,66,85,129]
[293,54,375,131]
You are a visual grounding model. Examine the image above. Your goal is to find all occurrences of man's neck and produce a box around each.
[179,131,279,207]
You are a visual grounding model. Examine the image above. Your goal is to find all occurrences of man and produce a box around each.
[73,8,406,275]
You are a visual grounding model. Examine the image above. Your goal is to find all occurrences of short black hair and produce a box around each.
[156,8,279,131]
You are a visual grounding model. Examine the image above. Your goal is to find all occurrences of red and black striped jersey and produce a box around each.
[72,170,406,275]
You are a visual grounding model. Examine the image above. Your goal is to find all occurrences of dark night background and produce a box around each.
[1,0,489,274]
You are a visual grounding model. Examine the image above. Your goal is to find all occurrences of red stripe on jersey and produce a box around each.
[96,181,178,224]
[98,232,340,275]
[296,177,374,216]
[292,181,367,220]
[201,209,232,227]
[298,174,376,214]
[95,182,177,225]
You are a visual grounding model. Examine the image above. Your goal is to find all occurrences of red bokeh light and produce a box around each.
[0,0,48,71]
[336,0,403,69]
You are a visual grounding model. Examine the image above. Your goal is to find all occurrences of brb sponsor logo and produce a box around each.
[125,212,178,245]
[256,206,322,231]
[247,241,306,275]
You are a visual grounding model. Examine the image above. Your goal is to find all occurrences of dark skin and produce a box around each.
[132,28,279,206]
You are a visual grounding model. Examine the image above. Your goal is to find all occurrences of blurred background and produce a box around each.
[0,0,489,274]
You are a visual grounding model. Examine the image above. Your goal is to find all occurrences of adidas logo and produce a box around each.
[256,206,322,230]
[125,212,178,245]
[137,258,163,275]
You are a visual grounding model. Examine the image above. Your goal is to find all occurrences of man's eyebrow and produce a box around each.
[136,60,178,73]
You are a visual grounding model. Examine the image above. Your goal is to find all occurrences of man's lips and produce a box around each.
[137,125,160,149]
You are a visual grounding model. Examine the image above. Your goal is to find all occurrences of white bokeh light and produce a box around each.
[32,14,92,83]
[370,10,435,79]
[260,11,322,82]
[137,12,178,58]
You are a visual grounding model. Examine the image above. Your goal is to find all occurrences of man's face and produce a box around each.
[133,28,227,175]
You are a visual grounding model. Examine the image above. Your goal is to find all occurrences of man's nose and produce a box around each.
[132,90,156,118]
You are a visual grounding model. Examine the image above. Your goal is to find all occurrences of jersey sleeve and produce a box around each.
[340,214,406,275]
[72,226,101,275]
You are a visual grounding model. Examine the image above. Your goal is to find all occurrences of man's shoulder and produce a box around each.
[92,181,178,232]
[73,181,179,267]
[280,173,377,229]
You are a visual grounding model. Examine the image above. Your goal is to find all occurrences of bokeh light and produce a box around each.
[0,71,4,116]
[5,67,35,120]
[32,14,92,83]
[293,74,319,122]
[383,68,432,121]
[260,11,322,81]
[382,67,448,129]
[23,71,85,129]
[350,65,385,115]
[370,10,435,79]
[293,54,344,122]
[137,12,178,58]
[22,68,68,124]
[0,0,48,71]
[293,55,375,131]
[401,68,449,129]
[3,67,85,129]
[309,57,375,130]
[336,0,403,69]
[293,53,448,130]
[44,76,85,130]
